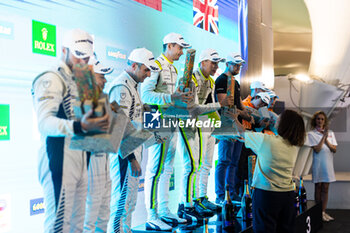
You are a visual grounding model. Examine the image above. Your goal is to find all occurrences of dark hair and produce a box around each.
[163,43,177,52]
[127,59,142,67]
[277,109,306,146]
[310,111,328,129]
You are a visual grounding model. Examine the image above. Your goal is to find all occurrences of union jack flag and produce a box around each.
[193,0,219,34]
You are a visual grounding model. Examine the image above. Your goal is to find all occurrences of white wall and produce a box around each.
[274,76,350,173]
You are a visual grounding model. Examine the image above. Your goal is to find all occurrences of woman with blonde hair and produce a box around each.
[307,111,337,222]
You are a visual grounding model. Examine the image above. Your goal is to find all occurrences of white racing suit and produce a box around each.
[191,69,220,199]
[107,71,143,233]
[31,61,88,233]
[141,54,178,218]
[177,71,220,206]
[84,152,111,233]
[178,120,200,206]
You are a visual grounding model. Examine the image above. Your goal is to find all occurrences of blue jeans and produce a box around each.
[253,188,296,233]
[215,139,243,201]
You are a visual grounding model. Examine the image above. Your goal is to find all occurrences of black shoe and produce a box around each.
[194,199,215,218]
[200,196,222,212]
[181,206,203,224]
[177,203,185,219]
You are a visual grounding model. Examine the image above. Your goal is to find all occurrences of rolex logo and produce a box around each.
[32,20,56,56]
[35,27,54,52]
[41,28,48,41]
[0,126,7,136]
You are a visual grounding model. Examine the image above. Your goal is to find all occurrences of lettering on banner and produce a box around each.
[0,126,7,136]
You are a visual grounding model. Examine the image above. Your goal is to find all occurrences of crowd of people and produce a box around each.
[31,28,337,233]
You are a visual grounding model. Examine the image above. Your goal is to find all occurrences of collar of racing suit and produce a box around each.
[161,53,173,64]
[124,70,138,89]
[58,60,73,78]
[198,67,214,89]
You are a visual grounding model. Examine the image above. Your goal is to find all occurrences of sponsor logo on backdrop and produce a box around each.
[32,20,56,56]
[138,179,145,192]
[0,21,14,39]
[30,198,45,216]
[0,194,11,232]
[0,126,7,136]
[106,46,127,61]
[169,172,175,191]
[0,105,10,140]
[138,174,174,192]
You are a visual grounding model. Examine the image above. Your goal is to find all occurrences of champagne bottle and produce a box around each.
[222,184,234,228]
[204,221,209,233]
[293,180,300,215]
[241,180,253,221]
[299,177,307,210]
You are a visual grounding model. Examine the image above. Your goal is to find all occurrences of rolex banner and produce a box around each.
[32,20,56,57]
[0,104,10,140]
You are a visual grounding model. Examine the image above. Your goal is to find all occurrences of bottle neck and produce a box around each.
[244,180,250,195]
[225,189,232,202]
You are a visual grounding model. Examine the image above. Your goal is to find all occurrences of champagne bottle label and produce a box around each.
[298,177,307,212]
[242,180,253,221]
[293,180,300,215]
[222,185,234,228]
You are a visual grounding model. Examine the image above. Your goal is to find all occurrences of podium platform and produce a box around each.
[295,201,322,233]
[132,217,251,233]
[132,201,322,233]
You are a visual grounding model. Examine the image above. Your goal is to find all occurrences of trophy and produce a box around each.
[162,49,220,119]
[69,64,129,153]
[228,75,235,108]
[211,76,242,140]
[118,119,154,159]
[162,49,196,118]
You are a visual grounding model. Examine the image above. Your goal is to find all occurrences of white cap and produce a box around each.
[62,29,94,59]
[91,58,113,75]
[226,52,245,64]
[128,48,160,72]
[256,92,271,104]
[163,32,191,48]
[199,48,226,63]
[250,81,269,91]
[267,90,279,99]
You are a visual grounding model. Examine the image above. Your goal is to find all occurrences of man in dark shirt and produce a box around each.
[214,52,252,203]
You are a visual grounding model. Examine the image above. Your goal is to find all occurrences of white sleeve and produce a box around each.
[304,131,318,147]
[202,102,221,109]
[32,73,75,137]
[141,72,172,105]
[109,85,132,117]
[328,131,338,146]
[244,132,265,155]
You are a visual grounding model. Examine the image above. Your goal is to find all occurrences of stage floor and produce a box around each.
[318,209,350,233]
[132,215,252,233]
[132,201,322,233]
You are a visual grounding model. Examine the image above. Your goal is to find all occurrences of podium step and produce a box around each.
[132,201,321,233]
